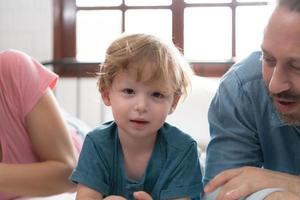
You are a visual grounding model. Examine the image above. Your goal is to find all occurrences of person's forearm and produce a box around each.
[0,161,75,197]
[204,167,300,200]
[268,171,300,195]
[265,191,300,200]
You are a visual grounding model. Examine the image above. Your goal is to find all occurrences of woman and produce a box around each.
[0,49,80,199]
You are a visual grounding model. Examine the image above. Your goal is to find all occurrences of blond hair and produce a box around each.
[97,33,191,98]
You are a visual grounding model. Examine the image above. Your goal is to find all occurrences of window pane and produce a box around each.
[184,7,232,61]
[236,5,274,59]
[76,0,121,7]
[185,0,231,3]
[76,10,122,61]
[125,9,172,42]
[125,0,171,6]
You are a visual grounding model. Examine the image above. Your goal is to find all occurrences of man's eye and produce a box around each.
[289,62,300,72]
[152,92,165,98]
[262,56,276,67]
[122,88,134,95]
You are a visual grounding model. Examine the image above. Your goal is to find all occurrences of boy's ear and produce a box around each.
[101,90,111,106]
[169,95,181,114]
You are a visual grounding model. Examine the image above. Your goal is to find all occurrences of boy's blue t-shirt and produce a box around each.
[70,121,203,199]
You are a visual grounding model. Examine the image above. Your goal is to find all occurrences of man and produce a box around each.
[204,0,300,199]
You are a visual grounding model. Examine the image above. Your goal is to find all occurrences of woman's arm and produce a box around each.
[0,89,77,196]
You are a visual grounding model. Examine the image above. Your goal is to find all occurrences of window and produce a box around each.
[53,0,274,77]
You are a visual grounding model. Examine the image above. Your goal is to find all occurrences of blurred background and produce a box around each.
[0,0,274,148]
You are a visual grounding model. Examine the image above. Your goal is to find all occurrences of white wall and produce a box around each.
[0,0,53,61]
[55,77,104,128]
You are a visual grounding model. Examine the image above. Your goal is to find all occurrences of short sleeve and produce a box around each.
[0,49,58,121]
[70,135,110,195]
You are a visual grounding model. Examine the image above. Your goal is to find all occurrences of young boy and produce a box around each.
[70,33,203,200]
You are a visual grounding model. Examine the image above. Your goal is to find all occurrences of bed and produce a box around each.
[16,193,76,200]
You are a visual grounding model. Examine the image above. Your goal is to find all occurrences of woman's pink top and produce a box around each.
[0,49,81,199]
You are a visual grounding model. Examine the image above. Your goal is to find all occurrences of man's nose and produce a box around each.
[268,64,290,95]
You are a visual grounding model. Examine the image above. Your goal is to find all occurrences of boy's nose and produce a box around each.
[134,95,148,113]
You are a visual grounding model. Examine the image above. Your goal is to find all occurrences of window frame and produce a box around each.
[53,0,269,77]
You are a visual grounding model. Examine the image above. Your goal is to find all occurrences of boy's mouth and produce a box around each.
[130,119,149,124]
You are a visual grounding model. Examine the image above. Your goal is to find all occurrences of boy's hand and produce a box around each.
[133,191,153,200]
[102,192,153,200]
[104,195,127,200]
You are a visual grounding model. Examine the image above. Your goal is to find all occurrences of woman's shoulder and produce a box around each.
[0,49,28,58]
[0,49,30,73]
[0,49,53,81]
[0,49,31,65]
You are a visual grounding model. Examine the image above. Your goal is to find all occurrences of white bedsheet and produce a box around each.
[16,193,76,200]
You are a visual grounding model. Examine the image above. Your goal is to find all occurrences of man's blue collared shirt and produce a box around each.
[204,51,300,185]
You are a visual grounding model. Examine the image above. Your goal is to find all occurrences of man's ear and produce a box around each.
[169,95,181,114]
[101,89,111,106]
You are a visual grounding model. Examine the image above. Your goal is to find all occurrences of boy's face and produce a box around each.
[101,67,180,140]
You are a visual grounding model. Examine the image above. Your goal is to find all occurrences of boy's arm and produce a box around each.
[76,184,128,200]
[134,191,190,200]
[76,184,103,200]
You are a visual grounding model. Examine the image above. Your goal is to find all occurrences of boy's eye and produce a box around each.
[152,92,165,98]
[122,88,134,95]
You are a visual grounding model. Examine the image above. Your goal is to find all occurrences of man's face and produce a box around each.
[261,6,300,125]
